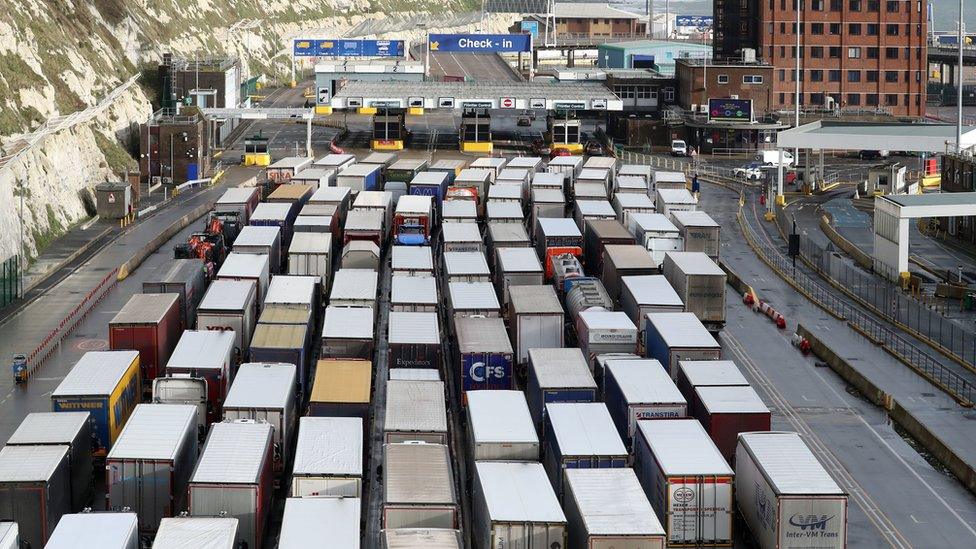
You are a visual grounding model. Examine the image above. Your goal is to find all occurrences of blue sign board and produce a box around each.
[293,39,405,57]
[675,15,714,29]
[428,33,532,53]
[461,353,514,393]
[520,21,540,38]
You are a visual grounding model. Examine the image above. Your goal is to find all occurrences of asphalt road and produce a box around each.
[428,52,519,82]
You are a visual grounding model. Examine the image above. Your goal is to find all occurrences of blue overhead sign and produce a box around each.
[675,15,714,29]
[520,21,539,38]
[428,33,531,53]
[292,39,405,57]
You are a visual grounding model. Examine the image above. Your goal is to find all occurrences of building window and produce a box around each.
[867,0,879,10]
[867,24,879,36]
[848,93,861,106]
[848,70,862,82]
[812,0,825,9]
[849,0,861,11]
[717,74,729,84]
[830,0,842,9]
[848,47,861,59]
[885,94,898,106]
[811,46,824,58]
[849,23,862,35]
[781,0,787,9]
[867,70,879,82]
[792,23,803,34]
[811,23,824,34]
[769,0,774,8]
[810,92,825,105]
[829,46,841,58]
[779,93,786,104]
[904,47,911,60]
[885,71,899,83]
[867,47,879,59]
[810,70,824,82]
[885,47,899,59]
[916,71,922,82]
[886,24,900,35]
[768,46,774,58]
[829,23,841,35]
[780,22,786,34]
[829,70,841,82]
[743,75,764,84]
[779,69,786,81]
[664,88,675,101]
[916,24,922,36]
[886,0,898,11]
[866,94,879,106]
[780,46,787,57]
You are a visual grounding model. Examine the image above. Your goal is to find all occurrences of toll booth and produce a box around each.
[548,112,582,154]
[461,109,492,153]
[372,110,407,150]
[243,134,271,167]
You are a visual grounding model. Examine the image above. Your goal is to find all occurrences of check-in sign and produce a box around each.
[428,34,532,53]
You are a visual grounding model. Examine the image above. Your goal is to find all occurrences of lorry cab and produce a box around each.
[393,195,434,246]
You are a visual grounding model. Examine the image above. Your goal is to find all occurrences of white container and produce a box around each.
[309,185,352,210]
[509,286,565,364]
[153,517,240,549]
[472,462,566,549]
[548,156,583,187]
[265,275,317,311]
[507,156,544,172]
[470,157,509,179]
[234,225,281,272]
[45,513,138,549]
[576,310,638,363]
[542,403,627,499]
[217,252,270,306]
[383,443,458,530]
[291,416,363,497]
[294,215,335,234]
[578,168,611,196]
[467,390,539,461]
[337,163,383,193]
[633,419,733,547]
[601,244,657,301]
[532,171,565,191]
[197,280,258,352]
[341,240,381,271]
[106,404,198,533]
[563,468,666,549]
[488,183,523,204]
[644,312,723,378]
[525,348,597,428]
[288,232,333,289]
[320,306,375,359]
[486,201,524,224]
[330,268,379,309]
[616,174,649,195]
[353,190,394,233]
[279,497,361,549]
[662,251,727,330]
[442,223,484,254]
[391,246,434,276]
[290,167,335,190]
[215,187,260,221]
[620,275,685,339]
[652,170,686,191]
[629,213,683,268]
[384,380,448,444]
[486,223,531,267]
[495,247,543,306]
[448,281,501,319]
[613,192,656,229]
[382,528,463,548]
[604,359,687,444]
[344,209,384,243]
[443,252,491,284]
[188,421,274,549]
[619,164,652,185]
[222,363,298,473]
[574,182,608,201]
[736,432,849,549]
[442,200,478,223]
[671,210,721,260]
[391,275,439,312]
[389,368,441,381]
[530,189,566,234]
[314,153,357,171]
[573,200,616,232]
[656,188,698,220]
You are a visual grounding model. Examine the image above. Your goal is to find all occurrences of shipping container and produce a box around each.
[577,311,638,366]
[620,275,685,342]
[651,170,686,191]
[584,156,618,174]
[288,232,332,290]
[249,324,310,393]
[341,240,382,271]
[442,199,478,223]
[109,293,182,384]
[251,202,298,248]
[387,159,430,186]
[343,209,385,246]
[45,512,138,549]
[151,376,207,438]
[574,182,608,201]
[662,252,727,332]
[233,226,282,273]
[362,151,399,168]
[645,312,722,378]
[223,363,298,473]
[583,219,634,274]
[486,223,531,268]
[300,202,339,218]
[542,403,627,500]
[655,188,698,220]
[676,360,749,416]
[601,245,657,302]
[189,421,274,549]
[574,201,617,233]
[385,380,448,444]
[472,462,566,549]
[563,468,666,549]
[197,280,258,352]
[449,281,501,319]
[613,192,656,230]
[495,248,543,305]
[330,268,379,309]
[51,350,141,455]
[321,306,375,359]
[735,432,848,549]
[267,183,314,207]
[470,157,508,179]
[217,252,271,309]
[547,155,583,190]
[604,359,687,446]
[592,353,642,397]
[394,195,434,245]
[672,210,721,261]
[526,348,596,430]
[267,156,312,184]
[290,167,335,191]
[6,412,92,513]
[633,419,733,547]
[488,182,523,204]
[456,316,515,398]
[266,274,318,311]
[389,368,441,381]
[0,445,70,547]
[409,171,452,205]
[619,164,652,186]
[443,251,491,285]
[382,528,463,548]
[279,497,361,549]
[293,214,336,235]
[694,386,771,462]
[628,213,683,268]
[530,189,566,234]
[307,360,372,423]
[496,168,530,199]
[532,171,565,191]
[508,156,544,172]
[392,245,434,276]
[467,390,539,461]
[314,153,357,172]
[291,416,363,497]
[388,311,441,369]
[486,201,524,224]
[142,259,207,329]
[215,187,261,223]
[153,517,240,549]
[384,443,458,529]
[442,223,485,254]
[616,174,649,195]
[391,275,439,312]
[337,163,383,193]
[509,286,565,364]
[165,329,236,424]
[106,404,198,534]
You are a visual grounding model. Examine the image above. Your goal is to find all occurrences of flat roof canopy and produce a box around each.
[330,80,622,111]
[877,192,976,218]
[777,121,976,152]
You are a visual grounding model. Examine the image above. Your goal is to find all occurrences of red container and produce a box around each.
[109,293,183,384]
[693,385,771,463]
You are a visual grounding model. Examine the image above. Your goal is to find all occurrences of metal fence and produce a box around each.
[0,256,21,309]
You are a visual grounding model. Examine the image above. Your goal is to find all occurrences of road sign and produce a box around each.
[317,87,330,105]
[708,98,753,123]
[529,98,546,109]
[591,98,607,110]
[428,33,532,53]
[500,97,516,109]
[520,21,539,38]
[293,39,405,57]
[675,15,714,29]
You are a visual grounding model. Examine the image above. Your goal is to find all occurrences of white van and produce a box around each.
[670,140,688,156]
[755,150,795,167]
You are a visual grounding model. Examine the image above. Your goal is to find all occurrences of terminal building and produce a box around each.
[138,106,212,186]
[157,54,245,143]
[526,2,647,38]
[597,40,711,76]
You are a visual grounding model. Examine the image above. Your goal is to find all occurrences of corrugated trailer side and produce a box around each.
[0,445,72,548]
[471,462,567,549]
[142,259,207,329]
[383,443,458,530]
[109,293,182,385]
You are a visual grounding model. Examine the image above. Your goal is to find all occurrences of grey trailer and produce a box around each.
[0,445,71,548]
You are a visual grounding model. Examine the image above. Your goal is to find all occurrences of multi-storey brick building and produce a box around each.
[714,0,926,116]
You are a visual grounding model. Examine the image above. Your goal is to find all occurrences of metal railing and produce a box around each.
[0,256,20,309]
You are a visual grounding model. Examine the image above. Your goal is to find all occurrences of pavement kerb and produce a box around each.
[797,323,976,497]
[22,224,113,295]
[117,200,214,281]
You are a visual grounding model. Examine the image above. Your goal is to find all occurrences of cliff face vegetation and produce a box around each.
[0,0,488,261]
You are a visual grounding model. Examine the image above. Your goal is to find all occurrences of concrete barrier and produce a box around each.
[796,324,888,406]
[720,260,757,302]
[117,200,214,281]
[819,214,874,270]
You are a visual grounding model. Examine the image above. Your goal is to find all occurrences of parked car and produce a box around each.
[517,115,532,127]
[858,149,890,160]
[733,162,765,180]
[670,139,688,156]
[585,140,604,156]
[532,139,552,157]
[550,147,572,158]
